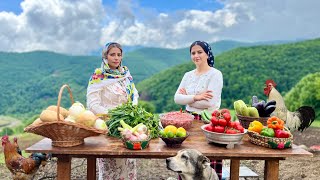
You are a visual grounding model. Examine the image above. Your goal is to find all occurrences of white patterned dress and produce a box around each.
[87,78,139,180]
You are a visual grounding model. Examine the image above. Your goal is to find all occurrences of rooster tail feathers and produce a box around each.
[296,106,316,132]
[31,153,51,167]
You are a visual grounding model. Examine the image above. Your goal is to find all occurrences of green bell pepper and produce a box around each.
[260,127,275,137]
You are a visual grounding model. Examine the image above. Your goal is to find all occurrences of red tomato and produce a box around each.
[235,125,244,133]
[225,129,237,134]
[214,126,225,133]
[220,108,230,115]
[211,110,220,118]
[204,124,214,132]
[234,121,241,126]
[218,119,227,127]
[227,121,235,128]
[210,116,219,126]
[223,113,231,122]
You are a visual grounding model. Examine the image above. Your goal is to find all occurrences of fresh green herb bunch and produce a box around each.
[106,102,159,138]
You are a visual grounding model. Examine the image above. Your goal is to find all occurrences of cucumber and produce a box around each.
[201,111,208,120]
[204,110,212,120]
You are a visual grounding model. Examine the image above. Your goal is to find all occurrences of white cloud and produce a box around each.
[0,0,320,54]
[0,0,104,55]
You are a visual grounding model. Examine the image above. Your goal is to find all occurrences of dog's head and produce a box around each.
[166,149,211,177]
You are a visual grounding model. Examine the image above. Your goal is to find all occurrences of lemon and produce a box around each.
[176,131,186,137]
[164,125,177,135]
[177,127,186,134]
[159,130,165,137]
[176,127,187,137]
[167,131,175,138]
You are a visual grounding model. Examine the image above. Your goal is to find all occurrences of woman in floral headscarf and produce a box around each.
[87,42,139,180]
[174,40,223,180]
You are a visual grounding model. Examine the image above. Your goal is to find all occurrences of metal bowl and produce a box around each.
[200,124,246,148]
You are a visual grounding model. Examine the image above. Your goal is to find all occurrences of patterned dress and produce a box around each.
[87,78,139,180]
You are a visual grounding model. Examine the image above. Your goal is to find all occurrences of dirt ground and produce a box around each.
[1,127,320,180]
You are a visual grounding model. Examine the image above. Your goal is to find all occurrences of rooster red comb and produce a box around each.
[1,135,9,145]
[265,79,277,87]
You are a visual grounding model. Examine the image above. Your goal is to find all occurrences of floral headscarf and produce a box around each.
[190,40,215,67]
[87,42,135,101]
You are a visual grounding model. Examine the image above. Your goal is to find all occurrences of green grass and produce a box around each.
[311,120,320,128]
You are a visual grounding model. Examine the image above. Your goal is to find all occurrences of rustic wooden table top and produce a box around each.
[26,121,313,159]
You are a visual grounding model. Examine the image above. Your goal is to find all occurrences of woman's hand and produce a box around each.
[178,88,187,95]
[194,90,213,101]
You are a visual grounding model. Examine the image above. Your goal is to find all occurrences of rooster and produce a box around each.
[1,135,50,180]
[263,79,315,132]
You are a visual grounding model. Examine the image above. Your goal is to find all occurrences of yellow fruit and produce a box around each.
[177,127,186,134]
[164,125,177,135]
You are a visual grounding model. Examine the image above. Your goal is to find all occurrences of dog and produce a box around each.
[166,149,218,180]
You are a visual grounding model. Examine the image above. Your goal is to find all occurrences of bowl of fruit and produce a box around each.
[159,125,189,148]
[201,109,246,149]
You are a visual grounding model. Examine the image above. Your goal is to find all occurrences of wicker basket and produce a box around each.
[24,84,108,147]
[236,114,269,129]
[247,129,293,149]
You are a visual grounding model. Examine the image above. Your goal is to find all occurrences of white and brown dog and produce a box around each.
[166,149,218,180]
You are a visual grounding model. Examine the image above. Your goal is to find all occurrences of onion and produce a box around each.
[94,119,107,130]
[137,124,148,134]
[76,110,97,127]
[138,133,148,141]
[69,102,85,118]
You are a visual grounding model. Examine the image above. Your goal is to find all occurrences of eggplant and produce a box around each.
[253,100,267,117]
[264,100,276,109]
[264,105,276,117]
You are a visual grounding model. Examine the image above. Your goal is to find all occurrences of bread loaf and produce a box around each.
[46,105,69,118]
[40,109,64,122]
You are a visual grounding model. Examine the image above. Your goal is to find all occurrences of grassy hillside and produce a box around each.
[137,38,320,115]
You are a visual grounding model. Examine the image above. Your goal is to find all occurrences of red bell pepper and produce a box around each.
[275,129,290,138]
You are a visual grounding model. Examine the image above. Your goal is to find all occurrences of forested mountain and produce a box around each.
[124,40,288,82]
[137,38,320,117]
[0,39,311,119]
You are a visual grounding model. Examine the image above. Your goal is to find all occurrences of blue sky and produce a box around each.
[0,0,319,55]
[0,0,223,14]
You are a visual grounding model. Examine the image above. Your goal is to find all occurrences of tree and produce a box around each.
[285,72,320,119]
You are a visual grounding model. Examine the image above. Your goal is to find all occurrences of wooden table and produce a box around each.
[26,121,313,180]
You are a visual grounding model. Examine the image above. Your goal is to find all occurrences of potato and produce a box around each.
[46,105,69,118]
[40,109,64,122]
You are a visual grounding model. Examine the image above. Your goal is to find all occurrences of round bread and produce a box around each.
[46,105,69,118]
[40,109,64,122]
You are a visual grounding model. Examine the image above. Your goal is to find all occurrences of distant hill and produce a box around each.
[125,40,295,82]
[136,38,320,113]
[0,39,303,118]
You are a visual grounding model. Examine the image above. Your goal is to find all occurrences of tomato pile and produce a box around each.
[203,108,245,134]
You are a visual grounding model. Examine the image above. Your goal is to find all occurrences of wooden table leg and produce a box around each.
[230,159,240,180]
[264,159,279,180]
[57,155,71,180]
[87,157,96,180]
